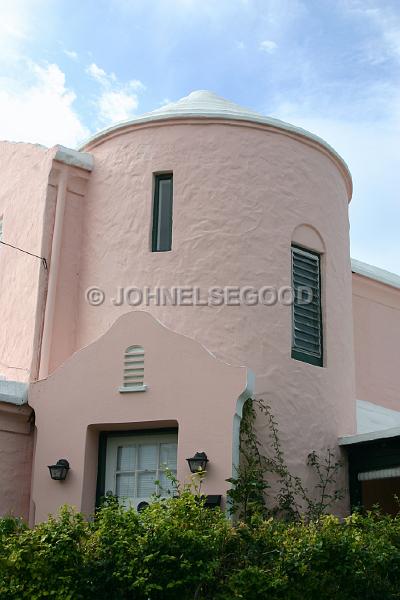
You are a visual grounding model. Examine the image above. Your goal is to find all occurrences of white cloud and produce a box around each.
[98,90,139,123]
[343,2,400,64]
[0,61,89,147]
[86,62,145,125]
[259,39,278,53]
[64,49,78,60]
[128,79,146,91]
[0,0,33,62]
[365,8,400,63]
[0,1,88,148]
[86,62,112,85]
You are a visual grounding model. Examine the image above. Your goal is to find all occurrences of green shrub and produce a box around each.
[0,507,90,599]
[87,491,232,599]
[217,513,400,600]
[1,499,400,599]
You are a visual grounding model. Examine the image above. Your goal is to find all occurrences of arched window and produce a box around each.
[119,345,147,392]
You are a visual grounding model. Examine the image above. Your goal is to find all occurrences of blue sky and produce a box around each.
[0,0,399,272]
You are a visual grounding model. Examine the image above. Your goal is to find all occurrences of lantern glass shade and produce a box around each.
[186,452,208,473]
[48,459,70,481]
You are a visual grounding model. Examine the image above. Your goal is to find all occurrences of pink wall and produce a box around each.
[353,273,400,412]
[0,142,54,382]
[0,142,92,520]
[0,141,92,383]
[47,168,90,373]
[29,311,249,523]
[47,118,355,508]
[0,403,33,520]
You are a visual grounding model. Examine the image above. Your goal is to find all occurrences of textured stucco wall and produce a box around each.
[0,141,54,382]
[0,142,94,519]
[45,119,356,511]
[353,273,400,412]
[30,311,248,523]
[0,403,33,520]
[47,176,86,373]
[0,141,53,520]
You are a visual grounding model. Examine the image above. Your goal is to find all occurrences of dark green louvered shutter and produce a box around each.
[291,246,323,366]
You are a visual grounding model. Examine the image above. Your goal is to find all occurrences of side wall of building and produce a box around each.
[0,403,33,520]
[0,142,54,382]
[352,274,400,413]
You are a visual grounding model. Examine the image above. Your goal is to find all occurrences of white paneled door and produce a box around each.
[104,433,178,509]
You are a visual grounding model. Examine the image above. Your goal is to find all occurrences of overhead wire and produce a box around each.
[0,240,47,269]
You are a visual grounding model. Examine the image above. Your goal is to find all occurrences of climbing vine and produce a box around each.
[227,397,344,522]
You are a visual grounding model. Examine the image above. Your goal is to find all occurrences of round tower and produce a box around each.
[73,91,355,502]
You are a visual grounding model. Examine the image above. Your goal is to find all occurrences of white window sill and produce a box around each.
[119,385,148,393]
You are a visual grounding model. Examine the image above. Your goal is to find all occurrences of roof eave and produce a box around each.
[79,112,352,200]
[351,258,400,290]
[339,426,400,446]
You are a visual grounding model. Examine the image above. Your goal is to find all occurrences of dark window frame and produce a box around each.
[152,173,173,252]
[291,244,323,367]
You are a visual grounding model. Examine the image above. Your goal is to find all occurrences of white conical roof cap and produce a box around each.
[80,90,351,195]
[147,90,264,121]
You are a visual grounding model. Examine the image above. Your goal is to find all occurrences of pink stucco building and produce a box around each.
[1,91,399,522]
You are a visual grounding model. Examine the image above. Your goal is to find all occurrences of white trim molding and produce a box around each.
[339,426,400,446]
[351,258,400,290]
[0,379,28,405]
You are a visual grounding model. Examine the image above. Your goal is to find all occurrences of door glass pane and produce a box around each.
[117,445,136,471]
[138,472,157,497]
[159,443,177,494]
[116,473,135,498]
[158,471,176,495]
[160,443,177,470]
[138,443,158,471]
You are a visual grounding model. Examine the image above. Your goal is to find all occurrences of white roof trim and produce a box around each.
[54,145,93,172]
[351,258,400,290]
[79,90,351,186]
[339,426,400,446]
[0,379,28,405]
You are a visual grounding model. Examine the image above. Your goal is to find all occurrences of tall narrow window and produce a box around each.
[152,173,173,252]
[291,245,323,366]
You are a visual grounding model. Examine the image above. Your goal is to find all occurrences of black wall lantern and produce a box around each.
[186,452,209,473]
[48,459,70,481]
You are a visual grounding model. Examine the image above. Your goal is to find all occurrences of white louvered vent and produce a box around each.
[119,345,147,393]
[291,246,323,366]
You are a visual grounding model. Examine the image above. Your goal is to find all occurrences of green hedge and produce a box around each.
[1,493,400,599]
